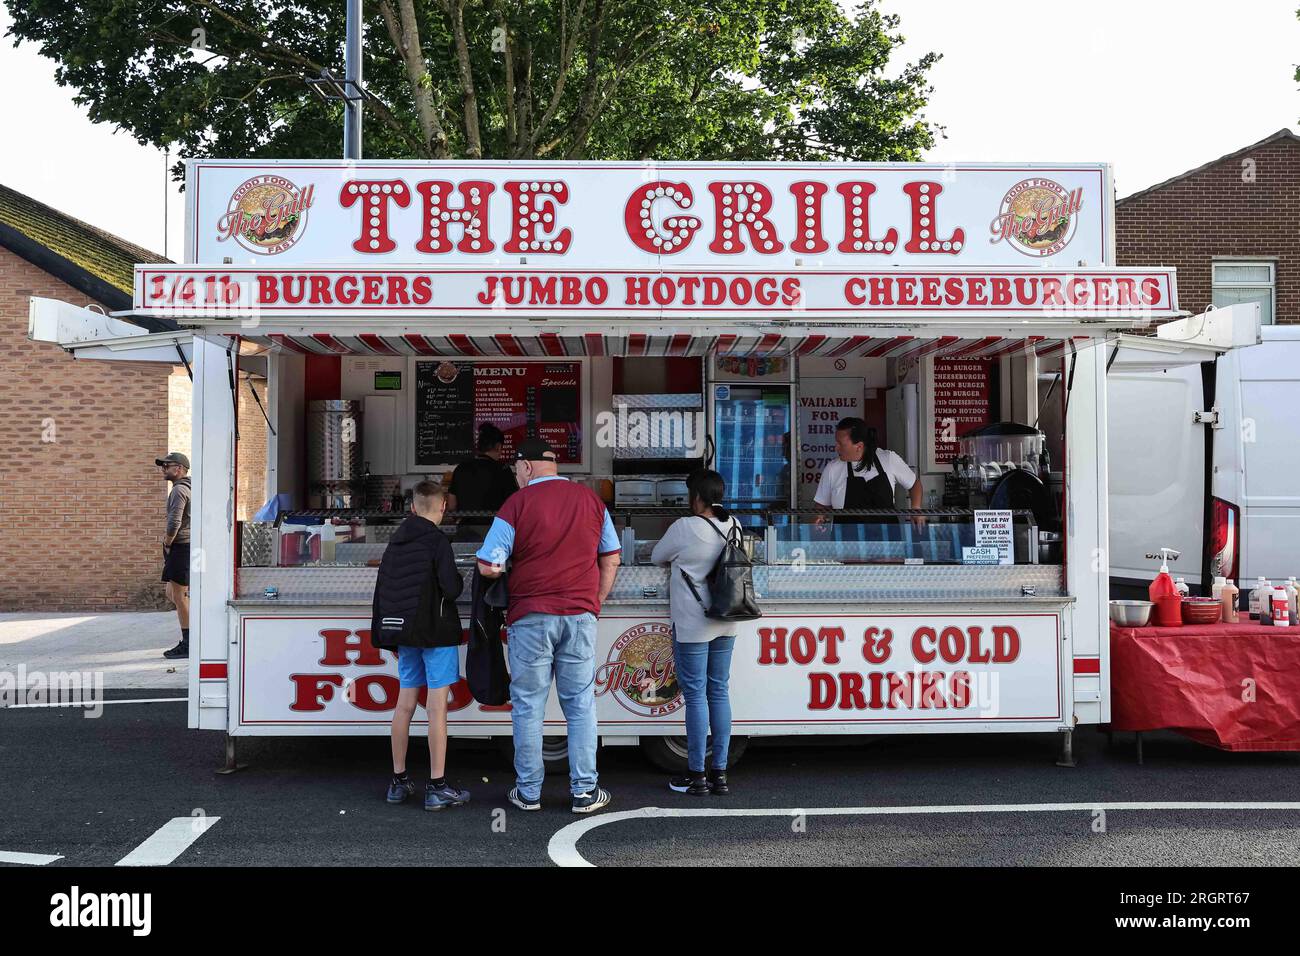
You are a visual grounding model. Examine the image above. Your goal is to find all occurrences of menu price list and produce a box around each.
[415,360,582,466]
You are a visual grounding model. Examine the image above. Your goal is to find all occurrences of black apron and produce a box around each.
[840,450,894,524]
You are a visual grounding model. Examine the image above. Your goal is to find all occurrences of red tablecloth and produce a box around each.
[1109,621,1300,751]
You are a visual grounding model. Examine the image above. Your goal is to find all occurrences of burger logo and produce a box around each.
[435,361,460,384]
[990,178,1082,257]
[595,622,682,717]
[218,175,314,254]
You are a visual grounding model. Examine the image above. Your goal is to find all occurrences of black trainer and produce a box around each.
[386,775,416,804]
[507,787,541,811]
[571,784,612,814]
[162,640,189,660]
[707,768,730,796]
[668,771,710,796]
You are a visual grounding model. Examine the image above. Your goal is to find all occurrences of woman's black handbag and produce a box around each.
[680,517,763,622]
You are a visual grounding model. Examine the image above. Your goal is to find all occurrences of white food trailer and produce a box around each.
[31,158,1253,771]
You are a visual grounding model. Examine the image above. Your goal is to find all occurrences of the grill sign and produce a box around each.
[190,160,1110,269]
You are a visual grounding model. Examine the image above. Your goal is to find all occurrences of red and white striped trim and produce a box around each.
[238,332,1101,359]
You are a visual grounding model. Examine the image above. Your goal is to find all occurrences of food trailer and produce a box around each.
[32,158,1248,771]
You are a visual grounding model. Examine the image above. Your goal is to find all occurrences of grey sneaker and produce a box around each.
[424,781,470,811]
[507,787,541,811]
[571,785,612,815]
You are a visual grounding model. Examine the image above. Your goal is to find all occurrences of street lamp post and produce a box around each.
[343,0,363,160]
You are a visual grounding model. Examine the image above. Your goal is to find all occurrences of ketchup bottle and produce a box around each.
[1147,548,1183,627]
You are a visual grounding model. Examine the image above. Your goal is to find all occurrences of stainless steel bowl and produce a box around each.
[1110,599,1154,626]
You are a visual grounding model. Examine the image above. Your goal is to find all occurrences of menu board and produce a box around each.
[414,360,583,466]
[932,358,993,464]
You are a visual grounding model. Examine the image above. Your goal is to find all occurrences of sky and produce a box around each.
[0,0,1296,258]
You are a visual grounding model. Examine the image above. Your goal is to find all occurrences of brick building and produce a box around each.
[0,184,266,611]
[1116,128,1299,326]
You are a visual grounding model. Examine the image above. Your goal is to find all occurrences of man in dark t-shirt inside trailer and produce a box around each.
[476,437,621,815]
[447,422,517,541]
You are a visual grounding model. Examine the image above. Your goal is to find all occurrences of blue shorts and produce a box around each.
[397,645,461,690]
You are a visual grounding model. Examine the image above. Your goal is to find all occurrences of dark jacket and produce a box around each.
[466,566,510,705]
[370,515,464,649]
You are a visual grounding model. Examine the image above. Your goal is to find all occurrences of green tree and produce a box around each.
[5,0,940,165]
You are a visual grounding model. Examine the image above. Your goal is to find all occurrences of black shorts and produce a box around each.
[162,543,190,586]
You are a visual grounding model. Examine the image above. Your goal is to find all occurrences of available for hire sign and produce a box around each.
[134,159,1178,322]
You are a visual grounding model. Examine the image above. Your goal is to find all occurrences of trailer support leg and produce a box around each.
[1135,731,1144,766]
[216,733,247,774]
[1055,728,1076,768]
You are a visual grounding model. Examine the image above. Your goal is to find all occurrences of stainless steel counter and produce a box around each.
[233,563,1067,607]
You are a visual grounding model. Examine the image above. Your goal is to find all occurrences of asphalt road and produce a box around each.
[3,690,1299,868]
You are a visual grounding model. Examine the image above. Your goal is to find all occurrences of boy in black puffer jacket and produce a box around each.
[370,481,470,811]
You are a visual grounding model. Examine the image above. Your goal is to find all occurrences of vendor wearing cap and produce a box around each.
[475,437,621,815]
[813,417,922,525]
[156,452,192,659]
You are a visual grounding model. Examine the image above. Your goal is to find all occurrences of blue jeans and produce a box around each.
[506,611,598,800]
[672,632,736,772]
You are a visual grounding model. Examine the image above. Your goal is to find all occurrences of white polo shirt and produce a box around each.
[813,449,917,509]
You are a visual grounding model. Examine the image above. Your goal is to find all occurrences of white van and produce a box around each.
[1108,308,1294,597]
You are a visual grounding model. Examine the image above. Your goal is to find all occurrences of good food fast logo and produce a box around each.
[218,175,314,254]
[595,622,682,717]
[990,178,1082,257]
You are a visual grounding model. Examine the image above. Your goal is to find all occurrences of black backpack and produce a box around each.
[680,516,763,622]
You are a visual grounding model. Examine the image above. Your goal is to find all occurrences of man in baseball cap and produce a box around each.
[477,434,621,814]
[157,452,192,659]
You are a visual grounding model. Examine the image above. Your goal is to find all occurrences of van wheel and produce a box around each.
[639,735,748,773]
[494,735,572,775]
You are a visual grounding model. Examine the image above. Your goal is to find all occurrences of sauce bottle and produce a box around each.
[1286,577,1299,626]
[1148,548,1183,628]
[1271,585,1290,627]
[1174,576,1189,598]
[1221,579,1239,624]
[1248,577,1270,620]
[1211,576,1227,622]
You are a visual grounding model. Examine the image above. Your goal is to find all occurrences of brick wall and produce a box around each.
[168,366,192,464]
[236,373,268,521]
[0,246,173,610]
[1116,135,1300,324]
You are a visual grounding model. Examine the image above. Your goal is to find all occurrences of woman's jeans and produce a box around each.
[672,632,736,772]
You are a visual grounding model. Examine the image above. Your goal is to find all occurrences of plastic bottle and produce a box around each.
[1174,576,1189,598]
[1271,586,1290,627]
[1248,576,1270,620]
[1286,577,1299,626]
[1221,579,1239,624]
[1211,576,1227,622]
[1148,548,1183,628]
[321,520,338,563]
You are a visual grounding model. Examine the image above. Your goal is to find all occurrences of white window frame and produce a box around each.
[1212,259,1275,325]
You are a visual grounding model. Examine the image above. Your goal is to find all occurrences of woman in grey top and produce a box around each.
[651,470,738,796]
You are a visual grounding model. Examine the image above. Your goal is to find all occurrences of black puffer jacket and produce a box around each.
[370,515,464,649]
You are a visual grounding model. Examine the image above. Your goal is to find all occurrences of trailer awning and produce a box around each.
[232,330,1093,360]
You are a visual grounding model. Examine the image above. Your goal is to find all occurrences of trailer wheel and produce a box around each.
[639,735,748,773]
[494,735,573,776]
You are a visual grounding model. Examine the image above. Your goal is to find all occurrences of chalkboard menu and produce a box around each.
[414,360,583,466]
[415,361,476,464]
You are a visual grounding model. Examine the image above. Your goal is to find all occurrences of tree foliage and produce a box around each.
[5,0,940,167]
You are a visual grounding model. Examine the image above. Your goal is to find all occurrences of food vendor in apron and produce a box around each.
[813,417,924,539]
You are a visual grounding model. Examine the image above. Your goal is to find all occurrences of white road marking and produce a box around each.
[0,850,63,865]
[115,816,221,867]
[4,697,185,709]
[547,802,1300,867]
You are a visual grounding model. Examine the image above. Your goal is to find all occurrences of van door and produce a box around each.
[1227,326,1300,581]
[1106,304,1261,597]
